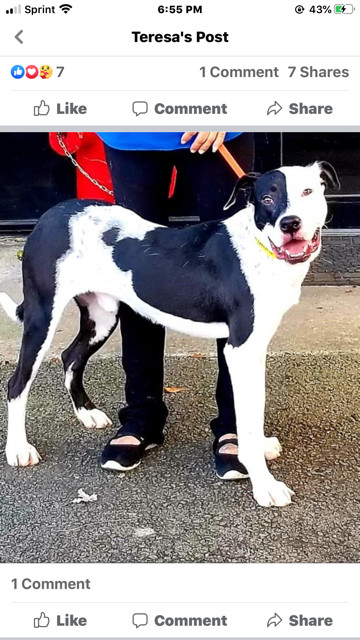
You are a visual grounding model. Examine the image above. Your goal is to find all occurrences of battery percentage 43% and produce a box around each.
[309,5,332,12]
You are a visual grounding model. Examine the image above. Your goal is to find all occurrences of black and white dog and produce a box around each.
[0,162,340,507]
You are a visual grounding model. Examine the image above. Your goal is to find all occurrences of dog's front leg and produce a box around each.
[224,337,294,507]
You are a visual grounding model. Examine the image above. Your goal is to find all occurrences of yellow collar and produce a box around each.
[255,237,277,259]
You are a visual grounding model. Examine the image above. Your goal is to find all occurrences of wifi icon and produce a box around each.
[59,3,72,13]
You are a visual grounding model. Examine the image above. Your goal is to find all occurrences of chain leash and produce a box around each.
[56,133,114,197]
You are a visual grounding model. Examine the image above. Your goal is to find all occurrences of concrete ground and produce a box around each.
[0,239,359,563]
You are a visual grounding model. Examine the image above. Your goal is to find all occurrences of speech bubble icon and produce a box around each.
[132,101,148,116]
[132,613,148,628]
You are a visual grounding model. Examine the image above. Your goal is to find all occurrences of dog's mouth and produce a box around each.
[269,228,321,265]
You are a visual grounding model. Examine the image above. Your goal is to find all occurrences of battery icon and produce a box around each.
[334,4,354,12]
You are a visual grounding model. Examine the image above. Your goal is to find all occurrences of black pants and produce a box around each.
[105,134,254,441]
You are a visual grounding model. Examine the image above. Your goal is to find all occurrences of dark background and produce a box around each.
[0,132,359,232]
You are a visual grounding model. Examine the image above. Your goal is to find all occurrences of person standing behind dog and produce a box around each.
[98,132,254,480]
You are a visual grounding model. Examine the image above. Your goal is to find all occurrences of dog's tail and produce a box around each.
[0,293,24,323]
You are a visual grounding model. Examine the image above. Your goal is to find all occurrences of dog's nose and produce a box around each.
[280,216,302,234]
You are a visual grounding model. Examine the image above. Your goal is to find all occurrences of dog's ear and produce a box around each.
[318,161,341,191]
[223,172,261,211]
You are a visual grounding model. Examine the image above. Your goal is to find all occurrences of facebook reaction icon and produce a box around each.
[11,65,25,79]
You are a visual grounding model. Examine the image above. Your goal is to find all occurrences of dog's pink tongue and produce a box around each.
[284,238,308,255]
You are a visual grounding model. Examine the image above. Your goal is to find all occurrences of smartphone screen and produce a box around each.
[0,1,358,639]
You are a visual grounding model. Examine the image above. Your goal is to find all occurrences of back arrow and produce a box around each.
[15,30,23,44]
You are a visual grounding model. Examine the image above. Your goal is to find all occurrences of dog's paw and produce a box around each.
[76,408,112,430]
[264,436,282,461]
[253,478,294,507]
[6,443,41,467]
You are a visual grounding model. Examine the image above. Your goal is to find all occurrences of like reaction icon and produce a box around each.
[34,100,50,116]
[34,612,50,628]
[11,65,25,79]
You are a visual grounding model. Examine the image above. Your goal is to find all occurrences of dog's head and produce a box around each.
[224,162,340,265]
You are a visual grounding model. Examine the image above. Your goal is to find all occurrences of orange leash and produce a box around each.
[218,144,246,179]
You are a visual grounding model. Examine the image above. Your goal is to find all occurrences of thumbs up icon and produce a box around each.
[34,612,50,628]
[34,100,50,116]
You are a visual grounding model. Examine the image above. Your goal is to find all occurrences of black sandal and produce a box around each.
[213,436,249,480]
[100,429,163,472]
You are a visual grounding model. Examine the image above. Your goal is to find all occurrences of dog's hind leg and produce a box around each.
[61,293,119,429]
[6,296,64,467]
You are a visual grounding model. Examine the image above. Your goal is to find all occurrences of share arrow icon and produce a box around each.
[267,101,282,116]
[267,612,283,627]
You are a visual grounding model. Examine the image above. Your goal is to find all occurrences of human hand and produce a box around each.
[181,132,226,154]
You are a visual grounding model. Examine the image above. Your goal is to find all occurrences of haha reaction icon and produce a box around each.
[40,65,53,79]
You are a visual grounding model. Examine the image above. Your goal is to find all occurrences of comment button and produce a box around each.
[132,101,148,116]
[132,613,148,628]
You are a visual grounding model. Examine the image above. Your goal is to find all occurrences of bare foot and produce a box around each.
[218,432,238,454]
[110,435,141,446]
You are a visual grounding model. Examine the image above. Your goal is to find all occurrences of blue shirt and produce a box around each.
[97,132,242,151]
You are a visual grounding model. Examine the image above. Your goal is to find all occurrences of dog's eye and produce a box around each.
[302,188,313,197]
[261,195,274,205]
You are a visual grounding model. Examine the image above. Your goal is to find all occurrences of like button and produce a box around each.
[34,612,50,628]
[33,100,50,116]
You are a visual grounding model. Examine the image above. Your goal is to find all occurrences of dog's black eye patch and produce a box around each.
[253,170,288,230]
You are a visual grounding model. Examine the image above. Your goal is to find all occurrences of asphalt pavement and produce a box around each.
[0,354,359,563]
[0,239,359,563]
